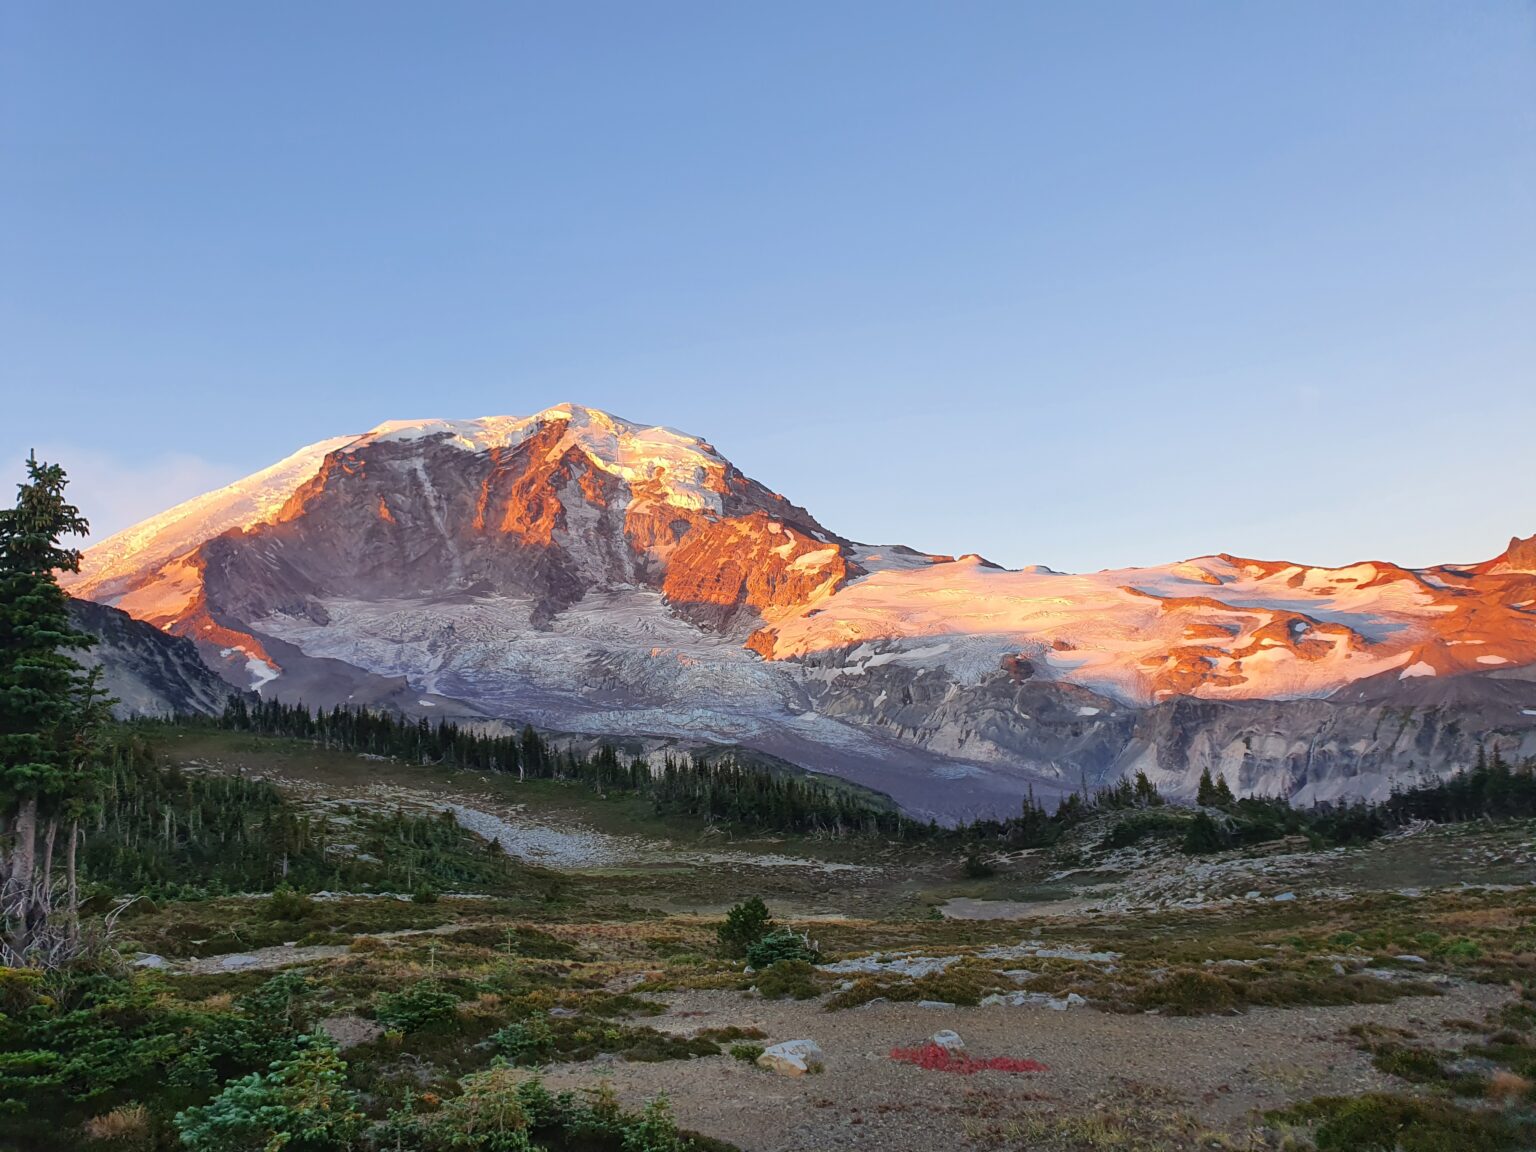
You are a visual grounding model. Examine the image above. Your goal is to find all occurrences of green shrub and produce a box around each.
[1439,938,1483,962]
[1101,810,1190,850]
[1181,811,1228,855]
[380,1073,737,1151]
[754,960,819,1001]
[1134,969,1237,1015]
[1373,1046,1446,1083]
[374,981,460,1034]
[411,883,440,905]
[267,886,315,922]
[1285,1091,1525,1151]
[729,1043,764,1063]
[745,929,822,969]
[717,897,772,959]
[174,1037,364,1152]
[492,1017,556,1065]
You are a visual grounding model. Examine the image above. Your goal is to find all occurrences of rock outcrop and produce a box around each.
[68,597,232,718]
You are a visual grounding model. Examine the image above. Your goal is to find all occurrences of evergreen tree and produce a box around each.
[1196,767,1217,806]
[717,896,773,958]
[1182,810,1227,854]
[0,454,101,961]
[1133,771,1162,807]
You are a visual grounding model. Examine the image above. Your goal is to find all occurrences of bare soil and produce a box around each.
[536,983,1512,1150]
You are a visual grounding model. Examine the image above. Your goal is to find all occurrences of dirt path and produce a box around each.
[538,982,1510,1151]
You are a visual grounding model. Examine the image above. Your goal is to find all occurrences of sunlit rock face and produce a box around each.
[1494,533,1536,574]
[65,403,1536,819]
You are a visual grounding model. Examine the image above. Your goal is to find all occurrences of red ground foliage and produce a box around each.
[889,1043,1048,1075]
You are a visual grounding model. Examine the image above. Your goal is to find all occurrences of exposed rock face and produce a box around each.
[63,403,1536,819]
[1115,688,1536,804]
[77,407,854,676]
[68,598,232,718]
[1497,533,1536,574]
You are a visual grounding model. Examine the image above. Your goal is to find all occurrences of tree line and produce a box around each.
[207,696,928,839]
[206,695,1536,855]
[78,731,537,899]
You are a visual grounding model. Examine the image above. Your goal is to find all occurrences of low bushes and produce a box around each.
[490,1013,719,1067]
[753,960,820,1001]
[1279,1093,1530,1152]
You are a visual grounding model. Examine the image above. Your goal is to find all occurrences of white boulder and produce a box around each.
[757,1039,824,1077]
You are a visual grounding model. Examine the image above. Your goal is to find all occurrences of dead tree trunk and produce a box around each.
[41,817,58,913]
[65,821,80,946]
[8,796,39,953]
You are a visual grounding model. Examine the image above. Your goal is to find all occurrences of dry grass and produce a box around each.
[82,1103,152,1147]
[1487,1070,1533,1106]
[962,1084,1279,1151]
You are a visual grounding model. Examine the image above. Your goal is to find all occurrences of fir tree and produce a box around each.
[0,454,101,961]
[1133,771,1162,807]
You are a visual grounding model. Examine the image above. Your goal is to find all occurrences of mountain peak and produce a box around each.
[361,403,709,446]
[1501,532,1536,573]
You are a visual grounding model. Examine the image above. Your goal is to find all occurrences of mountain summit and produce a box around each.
[67,404,1536,818]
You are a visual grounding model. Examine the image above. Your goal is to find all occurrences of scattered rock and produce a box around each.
[758,1039,824,1077]
[319,1015,384,1050]
[982,991,1086,1011]
[930,1030,965,1053]
[1393,954,1428,965]
[916,1000,955,1009]
[1273,892,1296,902]
[133,953,171,970]
[1447,1055,1501,1077]
[821,953,957,979]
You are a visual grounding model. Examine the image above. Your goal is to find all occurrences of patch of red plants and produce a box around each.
[888,1043,1048,1075]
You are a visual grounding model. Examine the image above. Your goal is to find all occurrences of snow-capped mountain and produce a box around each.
[66,403,1536,819]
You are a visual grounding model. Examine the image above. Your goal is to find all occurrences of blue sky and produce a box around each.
[3,2,1533,571]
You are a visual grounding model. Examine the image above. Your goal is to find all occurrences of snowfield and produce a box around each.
[763,554,1448,704]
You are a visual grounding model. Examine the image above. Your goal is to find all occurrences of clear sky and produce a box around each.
[2,2,1533,572]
